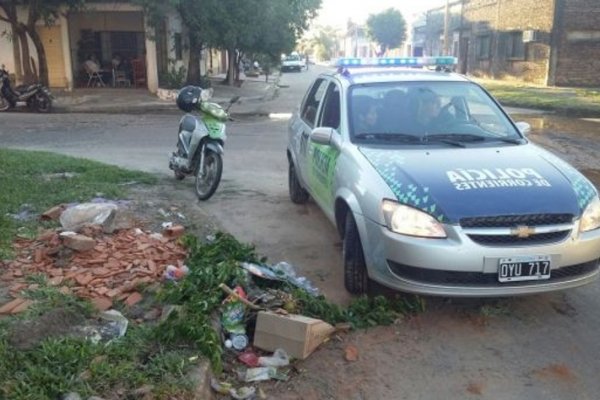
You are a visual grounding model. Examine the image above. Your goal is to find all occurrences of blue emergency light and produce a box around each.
[335,56,458,69]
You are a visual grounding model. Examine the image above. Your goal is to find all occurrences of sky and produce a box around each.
[313,0,447,28]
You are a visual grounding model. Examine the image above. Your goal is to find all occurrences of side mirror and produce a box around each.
[310,127,341,149]
[515,121,531,136]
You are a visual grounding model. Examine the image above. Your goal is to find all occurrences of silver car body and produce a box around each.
[287,65,600,297]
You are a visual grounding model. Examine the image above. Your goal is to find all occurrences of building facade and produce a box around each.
[0,2,226,92]
[460,0,600,86]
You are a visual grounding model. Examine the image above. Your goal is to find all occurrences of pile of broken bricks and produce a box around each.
[0,204,188,315]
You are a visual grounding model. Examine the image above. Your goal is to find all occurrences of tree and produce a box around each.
[0,0,84,86]
[366,8,407,55]
[306,25,338,61]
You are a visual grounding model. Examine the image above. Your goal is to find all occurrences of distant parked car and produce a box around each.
[281,54,303,73]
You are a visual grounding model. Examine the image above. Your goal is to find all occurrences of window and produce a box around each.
[319,83,341,130]
[301,79,329,127]
[477,35,491,59]
[174,33,183,61]
[507,31,525,59]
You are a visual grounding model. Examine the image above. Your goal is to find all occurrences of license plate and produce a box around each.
[498,255,551,282]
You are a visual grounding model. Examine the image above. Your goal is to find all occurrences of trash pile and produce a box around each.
[208,261,338,399]
[0,202,188,314]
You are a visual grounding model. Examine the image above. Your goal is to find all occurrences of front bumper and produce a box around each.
[361,216,600,297]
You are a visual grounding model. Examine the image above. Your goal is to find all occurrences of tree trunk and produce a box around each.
[186,37,202,85]
[227,48,235,86]
[16,28,34,84]
[28,27,49,86]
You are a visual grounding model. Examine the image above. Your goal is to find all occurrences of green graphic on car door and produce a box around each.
[308,143,339,205]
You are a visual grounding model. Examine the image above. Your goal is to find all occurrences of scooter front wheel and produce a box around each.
[35,93,52,113]
[0,97,9,112]
[195,150,223,201]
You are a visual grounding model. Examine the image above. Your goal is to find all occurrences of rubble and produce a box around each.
[0,222,187,307]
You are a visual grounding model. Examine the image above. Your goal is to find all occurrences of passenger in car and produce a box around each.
[406,88,450,135]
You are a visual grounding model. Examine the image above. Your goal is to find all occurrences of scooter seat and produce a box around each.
[180,115,197,132]
[15,84,40,93]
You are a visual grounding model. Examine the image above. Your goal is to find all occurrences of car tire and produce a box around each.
[289,161,309,204]
[343,212,369,295]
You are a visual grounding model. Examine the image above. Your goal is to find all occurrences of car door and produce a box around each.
[292,78,330,183]
[306,81,342,217]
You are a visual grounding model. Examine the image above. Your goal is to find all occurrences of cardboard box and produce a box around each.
[253,311,335,360]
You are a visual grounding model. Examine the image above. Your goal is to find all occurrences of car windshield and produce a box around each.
[285,55,300,61]
[349,81,523,145]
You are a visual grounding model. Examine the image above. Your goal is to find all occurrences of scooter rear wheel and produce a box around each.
[195,150,223,201]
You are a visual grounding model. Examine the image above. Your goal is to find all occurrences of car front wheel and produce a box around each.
[343,212,369,294]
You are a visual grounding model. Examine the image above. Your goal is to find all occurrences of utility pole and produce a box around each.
[443,0,450,55]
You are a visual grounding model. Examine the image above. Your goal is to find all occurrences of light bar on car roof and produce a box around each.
[335,56,458,68]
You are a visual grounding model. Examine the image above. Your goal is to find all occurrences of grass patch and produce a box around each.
[476,79,600,117]
[0,148,156,259]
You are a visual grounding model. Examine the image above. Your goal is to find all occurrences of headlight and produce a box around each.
[381,199,446,238]
[580,196,600,233]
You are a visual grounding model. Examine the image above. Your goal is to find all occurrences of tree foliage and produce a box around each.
[366,8,407,54]
[0,0,84,86]
[139,0,321,85]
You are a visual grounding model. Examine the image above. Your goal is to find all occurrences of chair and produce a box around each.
[131,59,146,88]
[112,68,131,87]
[83,61,105,88]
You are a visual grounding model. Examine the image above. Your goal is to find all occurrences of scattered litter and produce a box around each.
[162,224,185,239]
[158,208,170,218]
[240,262,281,281]
[222,300,246,335]
[7,204,37,221]
[210,378,233,395]
[258,348,290,367]
[175,212,186,220]
[238,351,260,367]
[164,265,189,281]
[270,262,319,296]
[40,205,66,221]
[231,333,249,351]
[344,344,359,362]
[161,222,174,229]
[62,393,82,400]
[242,367,277,382]
[206,234,216,242]
[81,310,129,344]
[225,339,233,349]
[42,172,78,181]
[230,386,256,400]
[59,203,118,232]
[240,262,319,296]
[99,309,129,337]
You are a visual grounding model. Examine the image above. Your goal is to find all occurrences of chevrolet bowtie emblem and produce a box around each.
[511,225,536,238]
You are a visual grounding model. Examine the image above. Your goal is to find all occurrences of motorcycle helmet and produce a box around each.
[176,85,202,112]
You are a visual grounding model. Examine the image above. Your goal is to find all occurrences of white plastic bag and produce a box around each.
[59,203,118,232]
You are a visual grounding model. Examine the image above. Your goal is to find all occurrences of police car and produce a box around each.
[287,56,600,297]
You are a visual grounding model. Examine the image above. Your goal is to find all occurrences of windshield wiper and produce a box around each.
[355,133,421,143]
[426,133,523,145]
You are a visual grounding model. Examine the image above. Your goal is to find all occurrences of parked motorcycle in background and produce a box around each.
[0,65,53,113]
[169,86,239,200]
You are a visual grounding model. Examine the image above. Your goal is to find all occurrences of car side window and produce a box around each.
[301,78,329,127]
[318,82,341,131]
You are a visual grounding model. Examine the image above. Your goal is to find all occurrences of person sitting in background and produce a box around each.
[84,54,101,73]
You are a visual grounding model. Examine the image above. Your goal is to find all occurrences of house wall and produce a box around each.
[554,0,600,86]
[462,0,555,84]
[0,20,16,73]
